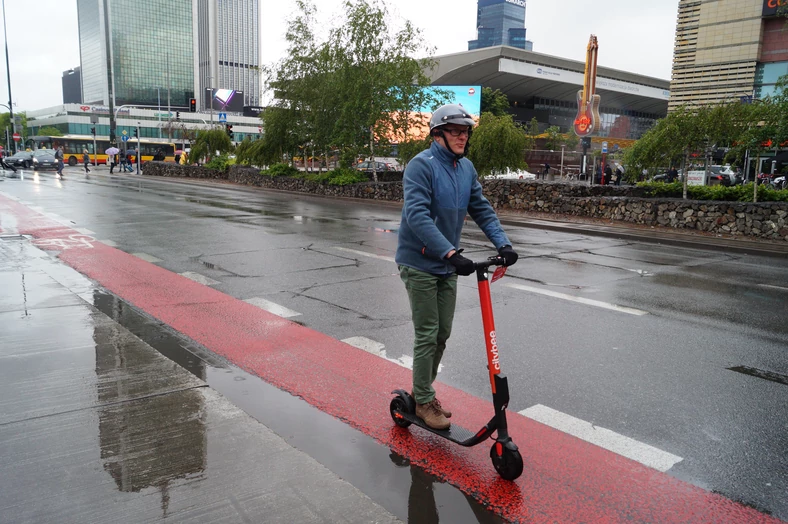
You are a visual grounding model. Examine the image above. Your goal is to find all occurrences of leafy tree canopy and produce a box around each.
[481,87,510,117]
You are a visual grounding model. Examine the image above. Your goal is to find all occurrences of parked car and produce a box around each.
[6,151,34,169]
[354,161,393,173]
[32,149,57,170]
[488,168,537,180]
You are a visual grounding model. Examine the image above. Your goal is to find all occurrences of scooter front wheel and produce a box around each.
[490,442,523,481]
[389,396,412,428]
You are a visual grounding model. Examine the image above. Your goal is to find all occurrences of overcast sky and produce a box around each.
[1,0,678,112]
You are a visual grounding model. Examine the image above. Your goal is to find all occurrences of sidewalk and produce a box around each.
[0,236,400,523]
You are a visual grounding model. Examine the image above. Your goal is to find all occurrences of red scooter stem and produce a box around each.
[477,271,500,394]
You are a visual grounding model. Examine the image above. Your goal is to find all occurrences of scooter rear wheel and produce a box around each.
[490,442,523,481]
[389,397,412,428]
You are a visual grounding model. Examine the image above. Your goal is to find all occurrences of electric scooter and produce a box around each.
[390,255,523,481]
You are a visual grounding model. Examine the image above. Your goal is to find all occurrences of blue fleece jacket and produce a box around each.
[395,141,511,276]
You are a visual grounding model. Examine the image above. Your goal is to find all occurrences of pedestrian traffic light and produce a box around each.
[90,127,96,136]
[133,128,138,138]
[225,124,233,139]
[189,98,197,112]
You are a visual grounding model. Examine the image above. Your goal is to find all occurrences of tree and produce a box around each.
[34,126,63,137]
[527,117,540,149]
[543,125,562,151]
[481,87,509,117]
[397,137,430,167]
[467,112,528,177]
[267,0,442,181]
[563,129,580,151]
[189,128,234,164]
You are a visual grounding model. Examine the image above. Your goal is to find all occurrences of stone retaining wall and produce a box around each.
[142,163,788,241]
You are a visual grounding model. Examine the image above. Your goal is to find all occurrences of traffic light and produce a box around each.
[90,127,96,136]
[133,128,138,138]
[189,98,197,112]
[176,111,180,120]
[225,124,233,139]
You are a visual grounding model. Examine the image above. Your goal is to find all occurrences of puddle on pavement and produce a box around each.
[91,289,505,524]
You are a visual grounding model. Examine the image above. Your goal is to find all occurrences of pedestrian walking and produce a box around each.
[82,149,91,173]
[395,103,519,431]
[542,163,550,180]
[0,149,17,173]
[54,146,65,177]
[604,163,613,185]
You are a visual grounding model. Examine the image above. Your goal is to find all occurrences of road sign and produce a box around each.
[218,112,227,123]
[122,130,128,136]
[601,141,608,154]
[121,135,130,142]
[12,132,20,142]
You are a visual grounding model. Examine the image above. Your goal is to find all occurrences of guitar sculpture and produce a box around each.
[573,35,601,137]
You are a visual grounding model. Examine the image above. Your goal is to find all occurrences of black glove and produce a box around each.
[447,251,475,276]
[498,245,519,267]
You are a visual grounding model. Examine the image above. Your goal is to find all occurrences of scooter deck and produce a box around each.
[397,411,486,446]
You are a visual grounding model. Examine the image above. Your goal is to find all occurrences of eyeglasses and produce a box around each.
[442,128,471,137]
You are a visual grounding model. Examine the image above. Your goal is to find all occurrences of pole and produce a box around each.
[601,152,607,185]
[166,54,171,140]
[157,87,161,138]
[102,0,116,144]
[136,123,140,174]
[93,134,97,167]
[3,0,15,154]
[560,145,565,179]
[754,155,760,203]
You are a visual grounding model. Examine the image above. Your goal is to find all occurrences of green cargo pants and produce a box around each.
[399,265,458,405]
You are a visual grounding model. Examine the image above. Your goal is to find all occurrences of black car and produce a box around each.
[32,150,57,170]
[6,151,34,169]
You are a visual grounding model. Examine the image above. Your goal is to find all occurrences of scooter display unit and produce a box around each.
[390,255,523,481]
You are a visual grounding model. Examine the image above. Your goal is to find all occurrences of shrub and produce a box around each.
[326,169,367,186]
[636,181,788,202]
[204,155,231,171]
[262,163,300,177]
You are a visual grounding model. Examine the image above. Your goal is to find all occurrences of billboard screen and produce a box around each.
[391,85,481,141]
[206,89,244,112]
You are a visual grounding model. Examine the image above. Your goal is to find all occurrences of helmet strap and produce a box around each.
[432,128,468,160]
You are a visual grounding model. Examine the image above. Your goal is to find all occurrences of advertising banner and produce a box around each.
[206,89,244,112]
[763,0,786,17]
[687,170,706,186]
[391,85,481,141]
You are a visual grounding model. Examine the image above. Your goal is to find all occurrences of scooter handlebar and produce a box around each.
[473,255,506,270]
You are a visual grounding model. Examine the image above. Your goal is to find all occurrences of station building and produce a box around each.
[427,45,671,148]
[23,103,262,146]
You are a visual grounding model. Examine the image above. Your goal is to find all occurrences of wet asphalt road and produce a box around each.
[2,167,787,520]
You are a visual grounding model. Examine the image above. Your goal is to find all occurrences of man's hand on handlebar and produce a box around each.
[498,245,519,267]
[447,250,476,276]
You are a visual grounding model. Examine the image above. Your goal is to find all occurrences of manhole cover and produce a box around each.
[0,234,31,241]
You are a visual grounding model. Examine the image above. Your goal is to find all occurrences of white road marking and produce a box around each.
[519,404,683,472]
[334,246,395,263]
[73,228,96,236]
[758,284,788,292]
[341,336,440,372]
[179,271,220,286]
[100,239,118,247]
[243,297,301,318]
[504,282,648,316]
[132,252,163,263]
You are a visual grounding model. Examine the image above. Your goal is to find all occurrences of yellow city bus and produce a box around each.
[29,135,176,166]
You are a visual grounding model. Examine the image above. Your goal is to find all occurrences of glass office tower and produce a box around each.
[77,0,195,107]
[468,0,533,51]
[196,0,261,110]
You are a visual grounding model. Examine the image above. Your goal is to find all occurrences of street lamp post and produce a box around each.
[2,0,16,154]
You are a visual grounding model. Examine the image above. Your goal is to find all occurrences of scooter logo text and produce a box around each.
[489,330,500,371]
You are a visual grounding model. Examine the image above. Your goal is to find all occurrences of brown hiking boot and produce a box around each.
[416,400,450,430]
[433,398,452,418]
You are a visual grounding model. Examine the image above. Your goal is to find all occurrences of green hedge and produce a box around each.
[260,165,367,186]
[636,182,788,202]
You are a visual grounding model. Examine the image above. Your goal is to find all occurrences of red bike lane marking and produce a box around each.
[0,194,780,524]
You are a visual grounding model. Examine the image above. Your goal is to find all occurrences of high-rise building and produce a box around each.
[76,0,259,111]
[62,67,82,104]
[669,0,788,110]
[195,0,261,110]
[76,0,195,108]
[468,0,533,52]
